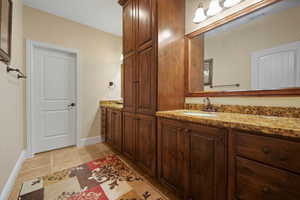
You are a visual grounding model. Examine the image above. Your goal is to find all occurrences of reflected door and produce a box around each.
[252,41,300,90]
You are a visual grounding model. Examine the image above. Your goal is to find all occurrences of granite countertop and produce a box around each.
[156,110,300,140]
[100,100,123,110]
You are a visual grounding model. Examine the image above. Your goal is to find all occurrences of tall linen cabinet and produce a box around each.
[118,0,185,176]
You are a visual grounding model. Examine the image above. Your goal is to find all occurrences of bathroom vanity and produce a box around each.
[100,0,300,199]
[156,109,300,200]
[100,101,300,200]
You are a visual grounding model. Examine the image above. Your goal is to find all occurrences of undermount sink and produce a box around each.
[183,112,217,117]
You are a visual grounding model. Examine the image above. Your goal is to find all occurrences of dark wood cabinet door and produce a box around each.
[136,0,153,47]
[136,46,156,115]
[185,124,227,200]
[237,157,300,200]
[158,119,185,197]
[106,109,113,145]
[123,0,135,55]
[123,54,136,113]
[110,110,123,152]
[136,114,156,176]
[100,107,107,140]
[123,112,136,160]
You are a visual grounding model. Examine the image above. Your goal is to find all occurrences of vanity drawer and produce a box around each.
[236,131,300,173]
[236,157,300,200]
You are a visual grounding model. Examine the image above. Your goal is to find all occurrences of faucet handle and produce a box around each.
[203,97,211,105]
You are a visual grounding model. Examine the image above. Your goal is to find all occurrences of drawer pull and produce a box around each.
[183,129,190,134]
[262,147,271,154]
[279,155,288,162]
[262,187,271,193]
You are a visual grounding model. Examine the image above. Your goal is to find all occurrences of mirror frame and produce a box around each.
[185,0,300,97]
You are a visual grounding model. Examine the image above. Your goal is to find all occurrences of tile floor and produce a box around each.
[9,143,180,200]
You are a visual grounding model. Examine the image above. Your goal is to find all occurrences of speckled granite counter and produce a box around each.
[157,110,300,140]
[100,100,123,110]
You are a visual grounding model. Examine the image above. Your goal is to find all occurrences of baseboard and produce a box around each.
[78,136,103,147]
[0,150,27,200]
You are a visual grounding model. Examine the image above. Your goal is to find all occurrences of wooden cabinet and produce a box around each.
[136,114,156,176]
[236,157,300,200]
[158,118,227,199]
[122,112,157,176]
[119,0,185,113]
[106,108,123,152]
[136,46,156,115]
[123,0,135,55]
[186,124,227,200]
[110,110,123,152]
[229,130,300,200]
[100,107,107,140]
[123,112,136,160]
[236,131,300,174]
[123,46,156,115]
[120,0,185,177]
[106,109,113,145]
[158,119,185,197]
[123,54,136,113]
[136,0,154,47]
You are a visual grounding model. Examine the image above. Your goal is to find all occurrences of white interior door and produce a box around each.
[252,41,300,90]
[32,45,77,154]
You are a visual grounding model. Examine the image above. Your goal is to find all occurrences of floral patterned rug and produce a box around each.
[18,154,167,200]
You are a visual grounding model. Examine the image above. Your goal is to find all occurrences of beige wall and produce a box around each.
[23,6,122,139]
[0,0,25,193]
[185,0,300,107]
[204,5,300,91]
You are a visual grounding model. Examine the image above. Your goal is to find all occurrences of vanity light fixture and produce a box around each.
[193,3,207,24]
[224,0,242,8]
[207,0,222,16]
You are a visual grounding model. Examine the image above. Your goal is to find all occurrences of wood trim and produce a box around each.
[186,0,283,38]
[186,88,300,97]
[184,0,300,97]
[0,0,13,64]
[227,129,236,200]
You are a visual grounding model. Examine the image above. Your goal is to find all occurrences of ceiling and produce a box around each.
[22,0,122,36]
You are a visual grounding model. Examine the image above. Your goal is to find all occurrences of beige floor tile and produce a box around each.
[18,165,52,182]
[20,152,51,174]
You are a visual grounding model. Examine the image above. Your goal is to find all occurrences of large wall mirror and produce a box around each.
[185,0,300,97]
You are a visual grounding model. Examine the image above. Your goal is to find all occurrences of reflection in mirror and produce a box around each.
[187,0,300,93]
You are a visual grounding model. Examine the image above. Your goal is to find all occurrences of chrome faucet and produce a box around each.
[203,97,216,112]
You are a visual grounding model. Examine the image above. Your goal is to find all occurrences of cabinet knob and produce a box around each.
[183,129,190,134]
[262,147,271,154]
[279,155,288,162]
[262,186,271,193]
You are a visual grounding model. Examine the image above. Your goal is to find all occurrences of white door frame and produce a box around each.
[26,40,81,157]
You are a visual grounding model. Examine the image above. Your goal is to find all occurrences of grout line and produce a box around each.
[50,151,54,173]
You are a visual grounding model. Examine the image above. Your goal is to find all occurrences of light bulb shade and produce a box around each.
[193,7,207,23]
[207,0,222,16]
[224,0,242,8]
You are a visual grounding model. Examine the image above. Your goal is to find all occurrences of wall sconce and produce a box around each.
[224,0,242,8]
[193,3,207,23]
[207,0,223,16]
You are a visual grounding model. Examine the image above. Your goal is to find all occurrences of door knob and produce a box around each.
[68,103,76,107]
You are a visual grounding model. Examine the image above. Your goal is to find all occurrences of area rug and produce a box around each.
[18,154,167,200]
